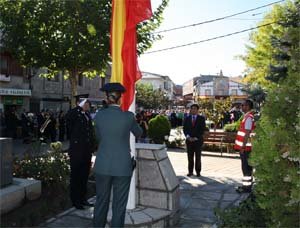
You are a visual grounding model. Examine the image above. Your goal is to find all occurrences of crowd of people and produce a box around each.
[0,103,244,145]
[0,108,68,144]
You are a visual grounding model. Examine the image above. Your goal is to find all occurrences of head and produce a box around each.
[190,104,200,115]
[106,91,122,105]
[101,83,126,105]
[78,99,91,112]
[241,99,253,113]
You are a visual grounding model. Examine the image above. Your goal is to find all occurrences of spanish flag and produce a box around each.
[110,0,152,111]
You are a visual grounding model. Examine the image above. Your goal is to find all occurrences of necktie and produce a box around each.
[192,115,196,127]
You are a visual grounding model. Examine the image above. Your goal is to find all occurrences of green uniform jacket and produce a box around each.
[94,105,142,176]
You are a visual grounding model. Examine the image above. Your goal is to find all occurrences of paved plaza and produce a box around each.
[42,149,248,227]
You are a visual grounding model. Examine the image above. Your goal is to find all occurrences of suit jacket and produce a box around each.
[94,105,143,176]
[183,114,206,143]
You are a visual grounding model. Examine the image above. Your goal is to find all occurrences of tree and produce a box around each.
[0,0,169,107]
[249,1,300,226]
[198,98,232,129]
[136,82,170,109]
[241,2,289,87]
[219,1,300,227]
[242,83,266,110]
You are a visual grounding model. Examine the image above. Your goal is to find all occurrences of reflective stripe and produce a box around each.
[237,131,245,136]
[235,140,252,147]
[242,176,252,181]
[242,182,252,186]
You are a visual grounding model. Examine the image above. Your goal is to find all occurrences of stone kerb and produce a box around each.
[136,143,180,225]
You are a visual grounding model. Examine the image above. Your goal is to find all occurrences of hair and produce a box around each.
[245,99,254,109]
[106,92,121,103]
[190,104,200,110]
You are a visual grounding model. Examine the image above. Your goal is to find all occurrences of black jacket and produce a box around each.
[183,115,206,141]
[66,107,94,159]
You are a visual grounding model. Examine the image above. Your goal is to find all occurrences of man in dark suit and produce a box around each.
[93,83,142,228]
[66,96,95,210]
[183,104,206,177]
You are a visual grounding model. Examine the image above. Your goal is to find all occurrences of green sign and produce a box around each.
[3,96,23,105]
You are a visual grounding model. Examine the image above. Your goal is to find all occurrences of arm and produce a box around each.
[194,116,206,140]
[130,114,143,137]
[240,116,253,152]
[94,114,101,142]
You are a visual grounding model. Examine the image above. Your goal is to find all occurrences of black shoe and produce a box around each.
[81,200,94,207]
[196,173,201,177]
[73,203,84,210]
[187,173,193,177]
[236,186,251,193]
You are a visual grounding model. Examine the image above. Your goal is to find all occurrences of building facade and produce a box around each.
[194,74,247,102]
[139,72,176,101]
[182,77,200,104]
[0,52,111,114]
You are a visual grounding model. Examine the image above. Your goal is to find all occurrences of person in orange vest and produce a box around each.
[234,99,255,193]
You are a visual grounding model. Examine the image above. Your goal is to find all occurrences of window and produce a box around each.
[1,54,24,76]
[231,89,237,95]
[0,56,8,75]
[78,74,83,86]
[205,89,211,96]
[218,90,224,95]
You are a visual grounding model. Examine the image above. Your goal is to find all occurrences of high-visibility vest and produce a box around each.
[234,112,255,152]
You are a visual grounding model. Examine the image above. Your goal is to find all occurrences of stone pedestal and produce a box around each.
[136,143,180,226]
[0,178,42,214]
[0,138,13,188]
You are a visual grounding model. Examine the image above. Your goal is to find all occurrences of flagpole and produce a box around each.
[127,93,136,209]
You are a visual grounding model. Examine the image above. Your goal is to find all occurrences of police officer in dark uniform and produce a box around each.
[66,95,95,210]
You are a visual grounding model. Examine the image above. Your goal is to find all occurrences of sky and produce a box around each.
[138,0,284,85]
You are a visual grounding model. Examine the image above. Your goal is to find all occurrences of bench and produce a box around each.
[203,131,236,156]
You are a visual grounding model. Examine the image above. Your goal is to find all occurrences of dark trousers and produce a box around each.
[70,157,91,205]
[186,141,202,174]
[59,128,65,142]
[240,151,253,188]
[93,174,131,228]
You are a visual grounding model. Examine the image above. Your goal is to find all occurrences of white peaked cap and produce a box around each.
[79,99,88,107]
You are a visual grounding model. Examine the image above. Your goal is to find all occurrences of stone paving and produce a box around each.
[42,149,248,227]
[167,150,248,227]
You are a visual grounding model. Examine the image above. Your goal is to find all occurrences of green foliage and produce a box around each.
[0,0,169,106]
[224,116,242,132]
[136,82,170,109]
[13,142,70,189]
[137,0,169,55]
[198,98,232,128]
[216,195,267,227]
[242,0,298,87]
[148,115,171,144]
[220,1,300,227]
[242,83,266,110]
[223,122,239,132]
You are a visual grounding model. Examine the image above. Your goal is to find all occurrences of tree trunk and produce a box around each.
[69,69,78,108]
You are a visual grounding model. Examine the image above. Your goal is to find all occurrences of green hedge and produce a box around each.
[148,115,171,144]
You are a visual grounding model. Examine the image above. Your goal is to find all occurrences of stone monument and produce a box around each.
[0,137,42,215]
[0,138,13,187]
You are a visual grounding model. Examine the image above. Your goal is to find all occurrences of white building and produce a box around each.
[194,76,247,102]
[139,72,176,101]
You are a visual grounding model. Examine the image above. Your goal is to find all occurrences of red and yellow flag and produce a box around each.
[110,0,152,111]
